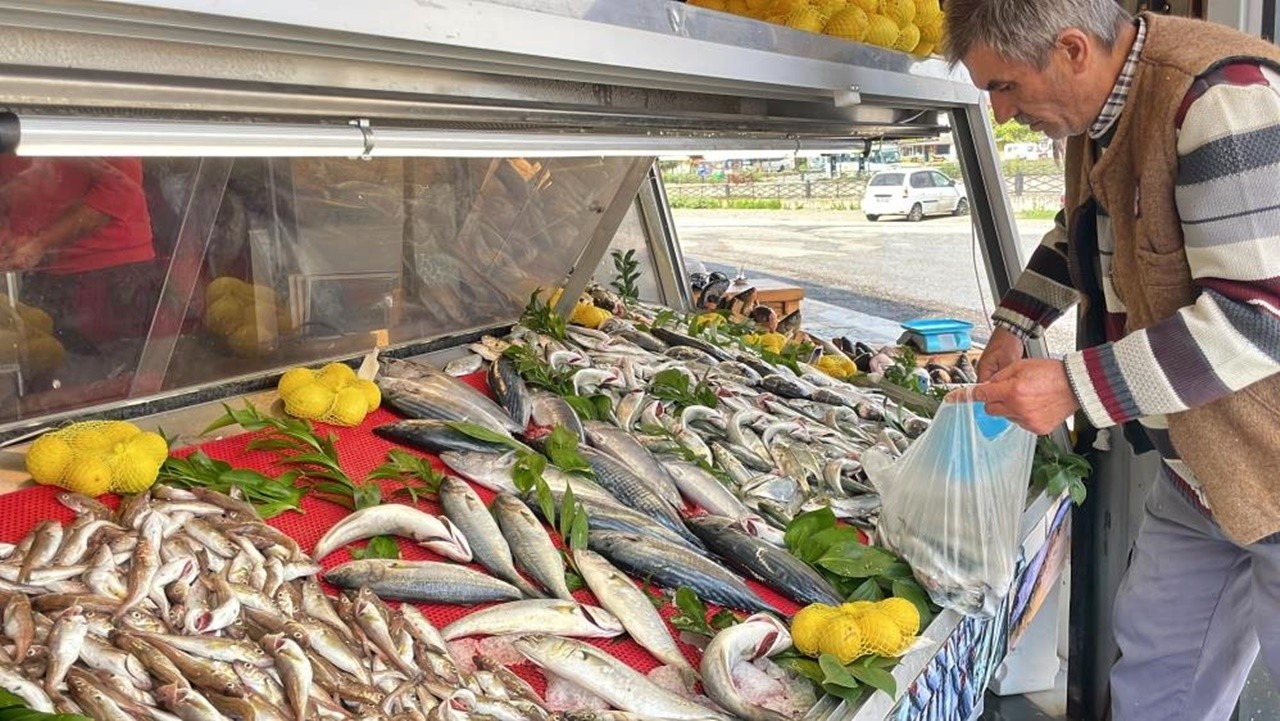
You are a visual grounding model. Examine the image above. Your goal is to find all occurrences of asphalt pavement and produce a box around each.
[673,209,1076,355]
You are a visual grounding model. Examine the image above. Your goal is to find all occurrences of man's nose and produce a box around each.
[989,94,1016,124]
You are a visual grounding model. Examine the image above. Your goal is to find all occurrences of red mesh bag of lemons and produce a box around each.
[277,362,381,427]
[25,420,169,496]
[790,597,921,663]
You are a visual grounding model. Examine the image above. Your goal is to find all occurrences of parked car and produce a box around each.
[861,168,968,222]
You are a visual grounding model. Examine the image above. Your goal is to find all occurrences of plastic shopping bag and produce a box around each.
[865,386,1035,617]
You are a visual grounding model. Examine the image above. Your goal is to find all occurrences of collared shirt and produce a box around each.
[1088,17,1148,142]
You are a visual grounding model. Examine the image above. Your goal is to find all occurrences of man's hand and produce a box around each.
[971,359,1080,435]
[977,326,1025,382]
[0,237,46,271]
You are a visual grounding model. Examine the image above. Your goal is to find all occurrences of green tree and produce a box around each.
[991,113,1043,145]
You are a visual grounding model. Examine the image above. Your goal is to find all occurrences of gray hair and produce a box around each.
[943,0,1131,68]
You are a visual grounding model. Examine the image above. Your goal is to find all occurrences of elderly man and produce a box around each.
[951,2,1280,719]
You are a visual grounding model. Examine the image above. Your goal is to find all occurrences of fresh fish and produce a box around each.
[589,531,778,614]
[489,357,533,432]
[444,353,485,376]
[287,617,371,684]
[379,363,522,434]
[112,632,187,688]
[530,391,585,441]
[56,492,113,520]
[260,634,310,721]
[311,504,472,562]
[439,476,544,598]
[375,418,521,454]
[514,635,730,721]
[553,493,702,551]
[711,442,768,483]
[664,346,719,365]
[650,327,732,363]
[399,604,449,656]
[155,683,224,721]
[353,589,418,677]
[492,494,574,601]
[0,663,53,711]
[232,660,288,712]
[136,632,272,667]
[79,633,152,689]
[300,579,353,641]
[3,594,34,660]
[45,606,88,693]
[441,599,622,640]
[700,613,794,721]
[325,559,522,604]
[579,446,702,548]
[440,449,522,494]
[584,421,683,509]
[760,374,812,400]
[19,521,63,584]
[615,390,648,431]
[662,460,752,520]
[686,516,841,606]
[573,549,697,686]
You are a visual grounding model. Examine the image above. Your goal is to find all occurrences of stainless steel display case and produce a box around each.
[0,2,1065,719]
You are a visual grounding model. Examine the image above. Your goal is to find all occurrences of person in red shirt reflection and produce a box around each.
[0,157,156,351]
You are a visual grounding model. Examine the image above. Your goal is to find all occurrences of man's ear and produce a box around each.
[1057,27,1092,73]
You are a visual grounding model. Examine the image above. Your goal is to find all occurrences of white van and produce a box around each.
[861,169,968,222]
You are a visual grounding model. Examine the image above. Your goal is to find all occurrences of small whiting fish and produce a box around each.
[18,521,63,584]
[3,593,34,660]
[398,604,449,657]
[114,536,159,620]
[260,634,311,721]
[439,476,544,598]
[300,579,354,642]
[325,560,522,605]
[699,613,794,721]
[491,494,573,601]
[573,549,697,687]
[155,682,224,721]
[137,631,272,668]
[311,504,472,563]
[514,635,730,721]
[353,589,419,677]
[44,605,88,693]
[441,599,622,641]
[0,663,53,711]
[65,669,136,721]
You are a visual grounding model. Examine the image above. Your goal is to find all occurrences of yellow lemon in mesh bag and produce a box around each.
[854,610,904,656]
[918,18,941,42]
[791,603,841,655]
[107,445,162,494]
[894,23,920,52]
[848,0,877,12]
[316,362,357,391]
[768,0,809,15]
[63,455,114,496]
[824,6,869,40]
[865,13,900,46]
[100,421,142,447]
[914,0,940,26]
[784,6,825,31]
[283,383,334,420]
[207,276,246,300]
[877,0,914,26]
[725,0,749,14]
[26,433,74,486]
[324,387,370,427]
[204,296,244,337]
[277,367,318,397]
[819,614,866,664]
[840,600,876,617]
[877,597,921,637]
[128,432,170,466]
[227,325,268,358]
[912,40,935,57]
[812,0,847,19]
[354,379,381,413]
[62,425,114,455]
[16,305,53,336]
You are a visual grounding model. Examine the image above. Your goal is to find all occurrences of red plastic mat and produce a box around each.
[0,371,800,697]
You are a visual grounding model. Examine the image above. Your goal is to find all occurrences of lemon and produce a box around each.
[914,0,940,26]
[840,601,876,617]
[912,39,935,57]
[354,379,382,413]
[204,296,244,337]
[877,0,914,26]
[26,434,74,485]
[894,23,920,52]
[865,13,900,46]
[207,276,246,300]
[325,387,369,427]
[99,421,142,447]
[768,0,809,15]
[725,0,749,13]
[316,363,357,391]
[22,334,65,373]
[854,611,904,656]
[63,456,113,496]
[784,6,824,31]
[227,326,264,358]
[819,615,866,664]
[791,604,840,655]
[250,285,278,307]
[918,18,941,42]
[0,330,21,365]
[62,425,114,455]
[278,367,318,397]
[811,0,847,18]
[687,0,728,9]
[129,432,170,466]
[823,6,868,39]
[877,598,921,636]
[283,383,334,420]
[16,306,53,335]
[107,446,161,494]
[745,0,772,11]
[847,0,877,13]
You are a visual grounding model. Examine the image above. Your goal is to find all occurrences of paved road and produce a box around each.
[673,209,1076,354]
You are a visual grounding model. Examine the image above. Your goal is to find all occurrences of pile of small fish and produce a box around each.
[0,486,579,721]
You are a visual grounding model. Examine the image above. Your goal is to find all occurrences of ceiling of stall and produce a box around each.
[0,0,978,146]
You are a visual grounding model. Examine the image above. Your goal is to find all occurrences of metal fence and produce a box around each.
[664,172,1064,206]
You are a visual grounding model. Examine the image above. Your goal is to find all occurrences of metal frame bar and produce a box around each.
[555,158,657,317]
[634,163,692,309]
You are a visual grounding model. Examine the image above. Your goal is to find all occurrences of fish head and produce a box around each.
[581,605,624,635]
[258,632,285,653]
[155,683,184,707]
[743,613,793,658]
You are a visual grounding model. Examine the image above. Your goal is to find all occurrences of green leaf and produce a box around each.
[669,586,713,636]
[563,395,598,422]
[773,656,825,686]
[1068,478,1088,506]
[444,421,526,452]
[817,542,898,579]
[709,609,741,631]
[848,578,884,601]
[848,662,897,698]
[591,394,615,421]
[559,484,577,539]
[800,527,864,565]
[821,682,866,705]
[570,510,590,550]
[784,506,837,555]
[536,480,556,531]
[352,481,383,510]
[818,654,861,689]
[881,562,914,580]
[512,452,547,494]
[564,566,585,593]
[350,535,401,560]
[546,426,591,474]
[891,579,934,629]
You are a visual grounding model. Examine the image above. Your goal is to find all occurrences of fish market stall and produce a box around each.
[0,2,1071,720]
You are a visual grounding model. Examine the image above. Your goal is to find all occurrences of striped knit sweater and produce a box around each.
[992,32,1280,509]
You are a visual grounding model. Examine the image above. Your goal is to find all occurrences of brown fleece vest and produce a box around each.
[1065,13,1280,544]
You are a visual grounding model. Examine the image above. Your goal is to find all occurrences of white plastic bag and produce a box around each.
[865,386,1035,617]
